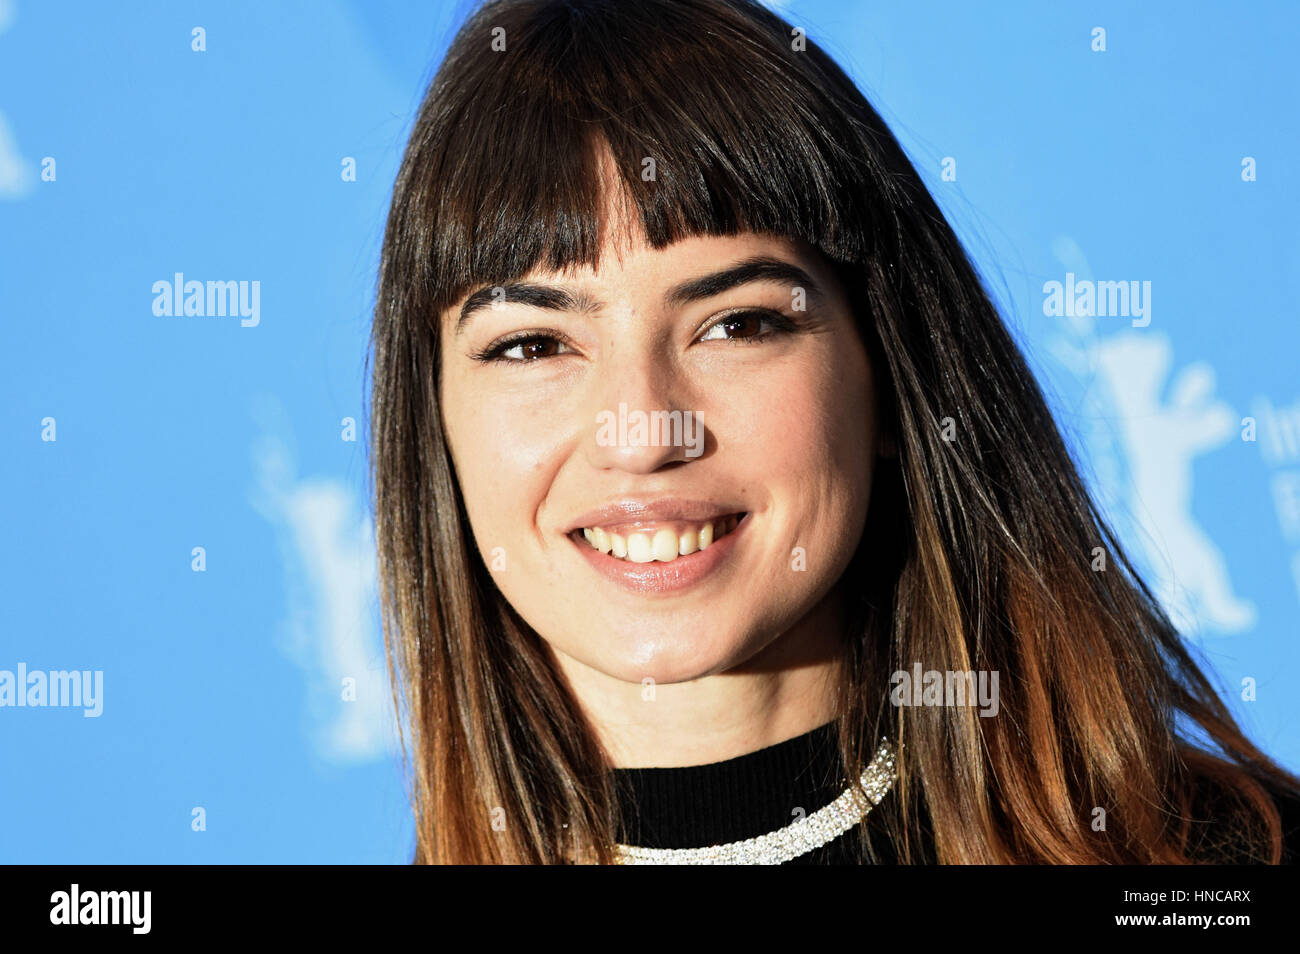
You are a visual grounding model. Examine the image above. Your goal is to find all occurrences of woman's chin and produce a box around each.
[559,623,773,687]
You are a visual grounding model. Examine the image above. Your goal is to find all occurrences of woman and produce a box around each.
[369,0,1300,864]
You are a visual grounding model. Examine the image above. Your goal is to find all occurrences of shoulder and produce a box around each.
[1193,775,1300,864]
[1269,782,1300,865]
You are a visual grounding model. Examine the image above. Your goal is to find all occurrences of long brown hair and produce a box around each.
[369,0,1299,863]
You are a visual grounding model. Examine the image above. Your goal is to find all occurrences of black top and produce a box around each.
[611,720,1300,864]
[610,720,903,863]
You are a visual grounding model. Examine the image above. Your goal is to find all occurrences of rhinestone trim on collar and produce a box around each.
[612,738,898,865]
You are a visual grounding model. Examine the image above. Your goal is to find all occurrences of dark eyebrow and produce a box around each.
[662,257,825,310]
[455,284,603,335]
[454,256,825,335]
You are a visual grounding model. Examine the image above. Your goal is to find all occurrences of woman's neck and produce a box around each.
[552,592,847,768]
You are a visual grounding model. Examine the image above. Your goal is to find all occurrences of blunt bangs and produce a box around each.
[400,0,881,319]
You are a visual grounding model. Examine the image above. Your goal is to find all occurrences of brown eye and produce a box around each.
[516,338,561,359]
[720,313,763,339]
[476,334,574,363]
[699,309,796,344]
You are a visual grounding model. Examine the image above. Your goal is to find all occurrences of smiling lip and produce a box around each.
[566,498,748,532]
[569,512,749,595]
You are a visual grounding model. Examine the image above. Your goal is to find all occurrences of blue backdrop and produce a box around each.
[2,0,1297,863]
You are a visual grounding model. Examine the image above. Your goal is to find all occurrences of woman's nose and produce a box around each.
[582,359,704,474]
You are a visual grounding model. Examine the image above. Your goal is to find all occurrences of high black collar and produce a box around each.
[610,721,851,850]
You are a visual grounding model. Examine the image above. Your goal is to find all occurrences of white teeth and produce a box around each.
[626,532,654,563]
[652,528,678,562]
[579,515,742,563]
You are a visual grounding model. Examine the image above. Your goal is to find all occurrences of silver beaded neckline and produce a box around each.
[612,738,898,865]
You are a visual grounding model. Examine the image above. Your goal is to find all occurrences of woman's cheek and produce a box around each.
[732,378,825,462]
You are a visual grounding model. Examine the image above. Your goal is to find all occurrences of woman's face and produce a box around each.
[438,215,877,687]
